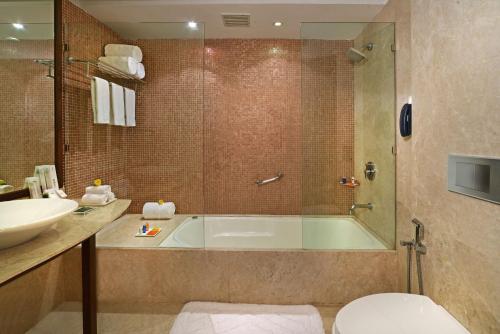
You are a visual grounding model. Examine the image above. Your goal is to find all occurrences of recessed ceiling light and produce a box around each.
[12,23,24,30]
[273,21,283,27]
[187,21,198,29]
[6,36,19,41]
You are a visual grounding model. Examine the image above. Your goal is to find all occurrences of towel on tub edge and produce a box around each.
[170,302,325,334]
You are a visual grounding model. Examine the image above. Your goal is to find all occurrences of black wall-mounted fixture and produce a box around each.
[399,101,412,137]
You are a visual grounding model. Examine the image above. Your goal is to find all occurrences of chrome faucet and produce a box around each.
[349,203,373,215]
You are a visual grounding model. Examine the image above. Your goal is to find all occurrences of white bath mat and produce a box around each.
[170,302,325,334]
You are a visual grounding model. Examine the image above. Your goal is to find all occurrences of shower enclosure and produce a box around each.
[62,20,396,250]
[301,22,396,249]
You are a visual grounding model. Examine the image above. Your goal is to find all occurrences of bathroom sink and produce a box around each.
[0,199,78,250]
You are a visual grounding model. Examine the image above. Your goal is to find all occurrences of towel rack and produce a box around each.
[66,56,145,84]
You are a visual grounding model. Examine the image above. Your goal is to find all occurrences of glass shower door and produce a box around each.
[301,22,396,250]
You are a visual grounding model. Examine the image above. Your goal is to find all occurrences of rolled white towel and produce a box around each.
[104,44,143,62]
[98,56,138,75]
[135,63,145,79]
[142,202,160,219]
[81,194,107,206]
[158,202,175,219]
[85,185,111,195]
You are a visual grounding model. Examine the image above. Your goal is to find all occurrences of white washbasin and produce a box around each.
[0,199,78,250]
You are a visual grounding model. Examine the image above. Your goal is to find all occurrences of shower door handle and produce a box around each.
[256,172,283,186]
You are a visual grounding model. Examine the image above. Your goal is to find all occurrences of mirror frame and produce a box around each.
[0,0,63,201]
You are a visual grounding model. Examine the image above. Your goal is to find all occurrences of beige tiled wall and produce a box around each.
[353,23,396,248]
[409,1,500,332]
[0,257,65,334]
[378,0,500,333]
[90,248,397,306]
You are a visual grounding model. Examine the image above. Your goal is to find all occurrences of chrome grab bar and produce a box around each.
[256,172,283,186]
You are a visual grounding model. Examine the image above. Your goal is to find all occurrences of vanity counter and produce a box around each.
[0,199,131,285]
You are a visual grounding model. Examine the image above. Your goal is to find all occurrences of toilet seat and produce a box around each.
[334,293,470,334]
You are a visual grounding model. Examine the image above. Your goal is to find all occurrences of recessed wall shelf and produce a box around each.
[448,154,500,204]
[341,182,360,188]
[66,56,145,83]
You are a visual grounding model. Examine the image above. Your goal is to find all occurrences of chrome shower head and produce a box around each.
[346,42,374,64]
[346,47,367,63]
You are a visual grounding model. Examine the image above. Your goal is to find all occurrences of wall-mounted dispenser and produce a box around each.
[399,97,412,137]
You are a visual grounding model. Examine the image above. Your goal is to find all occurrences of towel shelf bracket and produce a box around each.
[66,56,145,84]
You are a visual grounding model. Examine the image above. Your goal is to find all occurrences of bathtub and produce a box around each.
[159,216,387,250]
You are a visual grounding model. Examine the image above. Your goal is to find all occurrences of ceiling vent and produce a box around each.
[222,13,250,27]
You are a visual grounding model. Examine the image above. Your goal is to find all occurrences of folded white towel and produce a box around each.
[81,194,107,206]
[110,83,126,126]
[124,87,136,127]
[91,77,110,124]
[85,185,111,195]
[99,56,138,76]
[135,63,145,79]
[170,302,325,334]
[104,44,143,62]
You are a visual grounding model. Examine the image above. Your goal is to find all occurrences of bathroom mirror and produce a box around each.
[0,0,55,198]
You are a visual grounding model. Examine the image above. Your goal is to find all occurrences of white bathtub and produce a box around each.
[159,216,387,250]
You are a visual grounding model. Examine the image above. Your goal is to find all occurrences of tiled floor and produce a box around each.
[27,303,177,334]
[28,302,340,334]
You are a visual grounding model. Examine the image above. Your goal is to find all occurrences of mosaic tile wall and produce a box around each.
[62,0,130,200]
[127,39,205,213]
[203,39,302,214]
[302,40,355,215]
[61,1,354,215]
[0,40,54,190]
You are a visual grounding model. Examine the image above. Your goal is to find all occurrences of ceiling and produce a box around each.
[0,1,53,40]
[0,1,53,24]
[0,1,388,40]
[73,0,388,39]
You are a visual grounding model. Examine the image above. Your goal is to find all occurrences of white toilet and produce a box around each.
[334,293,471,334]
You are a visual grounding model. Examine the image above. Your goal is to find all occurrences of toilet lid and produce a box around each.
[334,293,470,334]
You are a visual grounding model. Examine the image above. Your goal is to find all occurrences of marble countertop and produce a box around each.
[96,214,189,248]
[0,199,131,285]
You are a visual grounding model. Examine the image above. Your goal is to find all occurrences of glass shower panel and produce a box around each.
[63,21,205,249]
[301,23,396,250]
